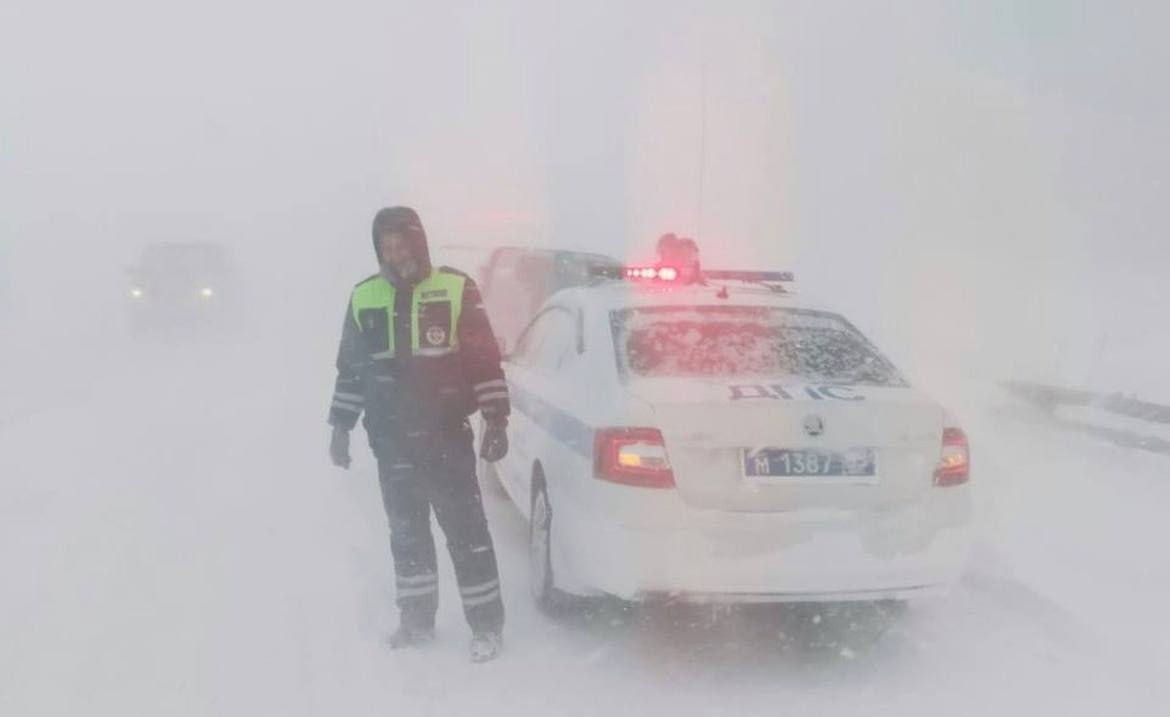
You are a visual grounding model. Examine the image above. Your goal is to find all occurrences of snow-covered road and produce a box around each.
[2,339,1166,716]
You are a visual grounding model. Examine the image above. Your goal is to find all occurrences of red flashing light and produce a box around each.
[623,266,680,282]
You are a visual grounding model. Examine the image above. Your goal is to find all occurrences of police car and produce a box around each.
[489,258,973,609]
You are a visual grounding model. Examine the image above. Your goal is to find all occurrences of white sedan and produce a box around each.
[488,272,973,609]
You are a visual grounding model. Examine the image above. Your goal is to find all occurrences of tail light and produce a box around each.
[594,428,675,488]
[934,427,970,486]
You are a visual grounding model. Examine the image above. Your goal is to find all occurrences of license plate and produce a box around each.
[743,448,877,478]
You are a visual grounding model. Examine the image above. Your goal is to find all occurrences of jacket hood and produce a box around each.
[371,206,432,286]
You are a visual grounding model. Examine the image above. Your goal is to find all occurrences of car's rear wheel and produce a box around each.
[529,475,569,614]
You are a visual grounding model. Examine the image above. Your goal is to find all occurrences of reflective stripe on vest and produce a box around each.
[350,271,466,358]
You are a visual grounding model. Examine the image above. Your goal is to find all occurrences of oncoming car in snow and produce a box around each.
[125,242,240,335]
[487,264,973,609]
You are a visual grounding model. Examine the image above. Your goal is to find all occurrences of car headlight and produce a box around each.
[130,288,144,298]
[199,287,214,298]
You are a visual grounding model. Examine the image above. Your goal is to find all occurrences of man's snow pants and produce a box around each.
[374,420,505,634]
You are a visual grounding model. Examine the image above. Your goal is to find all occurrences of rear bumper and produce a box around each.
[553,487,973,602]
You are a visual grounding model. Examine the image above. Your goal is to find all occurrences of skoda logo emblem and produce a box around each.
[425,326,447,346]
[804,415,825,437]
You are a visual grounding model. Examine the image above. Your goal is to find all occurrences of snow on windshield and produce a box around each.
[613,306,907,386]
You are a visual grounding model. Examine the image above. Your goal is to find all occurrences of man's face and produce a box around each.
[378,232,422,282]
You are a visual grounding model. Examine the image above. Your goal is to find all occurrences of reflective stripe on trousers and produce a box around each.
[375,424,504,633]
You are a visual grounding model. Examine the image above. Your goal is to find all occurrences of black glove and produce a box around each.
[330,426,352,469]
[480,420,509,463]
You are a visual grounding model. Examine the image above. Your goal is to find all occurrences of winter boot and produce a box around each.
[469,630,502,663]
[387,622,435,649]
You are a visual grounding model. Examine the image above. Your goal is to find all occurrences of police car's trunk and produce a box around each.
[626,379,945,512]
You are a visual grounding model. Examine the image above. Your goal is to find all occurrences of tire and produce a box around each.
[529,476,570,614]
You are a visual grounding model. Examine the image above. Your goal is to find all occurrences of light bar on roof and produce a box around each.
[704,270,795,283]
[624,266,679,281]
[587,264,795,286]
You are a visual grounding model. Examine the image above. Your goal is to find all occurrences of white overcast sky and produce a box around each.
[2,0,1167,388]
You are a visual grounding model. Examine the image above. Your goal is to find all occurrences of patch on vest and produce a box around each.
[425,325,448,346]
[421,289,448,300]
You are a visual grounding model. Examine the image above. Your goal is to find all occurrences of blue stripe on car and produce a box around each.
[507,380,594,459]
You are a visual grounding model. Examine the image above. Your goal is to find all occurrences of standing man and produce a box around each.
[328,206,511,663]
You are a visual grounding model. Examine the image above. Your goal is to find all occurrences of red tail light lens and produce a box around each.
[594,428,676,488]
[934,427,970,486]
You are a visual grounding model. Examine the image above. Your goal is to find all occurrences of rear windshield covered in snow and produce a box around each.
[611,306,907,386]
